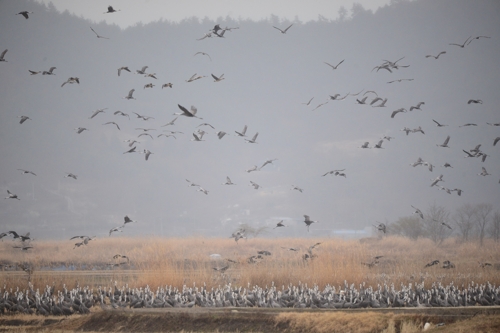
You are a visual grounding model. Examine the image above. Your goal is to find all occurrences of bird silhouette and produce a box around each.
[273,23,293,34]
[303,215,318,232]
[104,6,120,14]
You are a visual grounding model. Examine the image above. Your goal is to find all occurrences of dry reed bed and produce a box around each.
[0,236,499,291]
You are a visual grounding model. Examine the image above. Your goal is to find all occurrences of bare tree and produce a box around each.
[488,211,500,242]
[423,204,451,244]
[453,203,477,242]
[475,203,493,246]
[389,216,425,240]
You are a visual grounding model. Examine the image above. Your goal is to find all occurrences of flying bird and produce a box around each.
[197,32,212,40]
[467,99,483,104]
[89,108,107,119]
[302,97,314,105]
[245,166,259,173]
[409,102,425,111]
[260,159,277,170]
[123,215,136,225]
[441,222,452,230]
[135,66,148,74]
[17,11,33,19]
[194,52,212,61]
[28,70,40,75]
[291,185,303,193]
[303,215,318,232]
[42,67,56,75]
[449,36,472,48]
[17,169,36,176]
[359,142,370,149]
[222,177,235,185]
[412,126,425,134]
[18,116,31,124]
[273,23,293,34]
[311,101,329,111]
[65,173,77,180]
[75,127,88,134]
[374,140,384,149]
[185,73,206,82]
[494,137,500,146]
[432,119,448,127]
[90,27,109,39]
[387,78,414,84]
[144,73,157,79]
[104,5,120,13]
[235,125,247,137]
[411,205,424,219]
[191,132,204,142]
[175,104,202,119]
[216,131,228,139]
[329,93,349,101]
[324,59,345,70]
[162,83,173,89]
[133,112,154,121]
[356,96,368,104]
[124,89,136,100]
[391,108,407,118]
[113,111,129,120]
[0,49,7,62]
[140,149,153,160]
[425,51,446,59]
[437,135,450,148]
[117,66,131,76]
[211,73,225,82]
[197,187,209,195]
[109,226,124,236]
[430,174,444,187]
[186,179,200,187]
[467,35,491,45]
[61,77,80,87]
[322,169,345,177]
[249,181,261,189]
[244,132,259,143]
[103,122,120,130]
[373,223,387,233]
[5,190,20,200]
[478,167,490,176]
[372,98,388,107]
[274,220,285,229]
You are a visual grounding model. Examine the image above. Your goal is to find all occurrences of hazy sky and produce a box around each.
[1,0,499,241]
[34,0,393,28]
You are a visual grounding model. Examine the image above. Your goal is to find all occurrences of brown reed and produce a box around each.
[0,236,499,291]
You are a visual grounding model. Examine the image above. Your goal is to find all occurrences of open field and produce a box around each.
[1,236,499,290]
[1,237,500,332]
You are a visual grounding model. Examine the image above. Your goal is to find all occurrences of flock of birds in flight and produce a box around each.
[2,6,498,262]
[1,5,499,318]
[3,6,335,261]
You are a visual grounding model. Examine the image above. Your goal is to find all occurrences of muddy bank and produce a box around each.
[1,307,500,332]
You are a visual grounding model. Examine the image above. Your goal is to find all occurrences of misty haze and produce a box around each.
[1,0,499,241]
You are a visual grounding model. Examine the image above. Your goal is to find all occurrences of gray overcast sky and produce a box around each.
[1,0,499,240]
[35,0,393,28]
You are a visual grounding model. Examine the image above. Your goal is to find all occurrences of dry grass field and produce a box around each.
[1,236,500,332]
[1,236,499,291]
